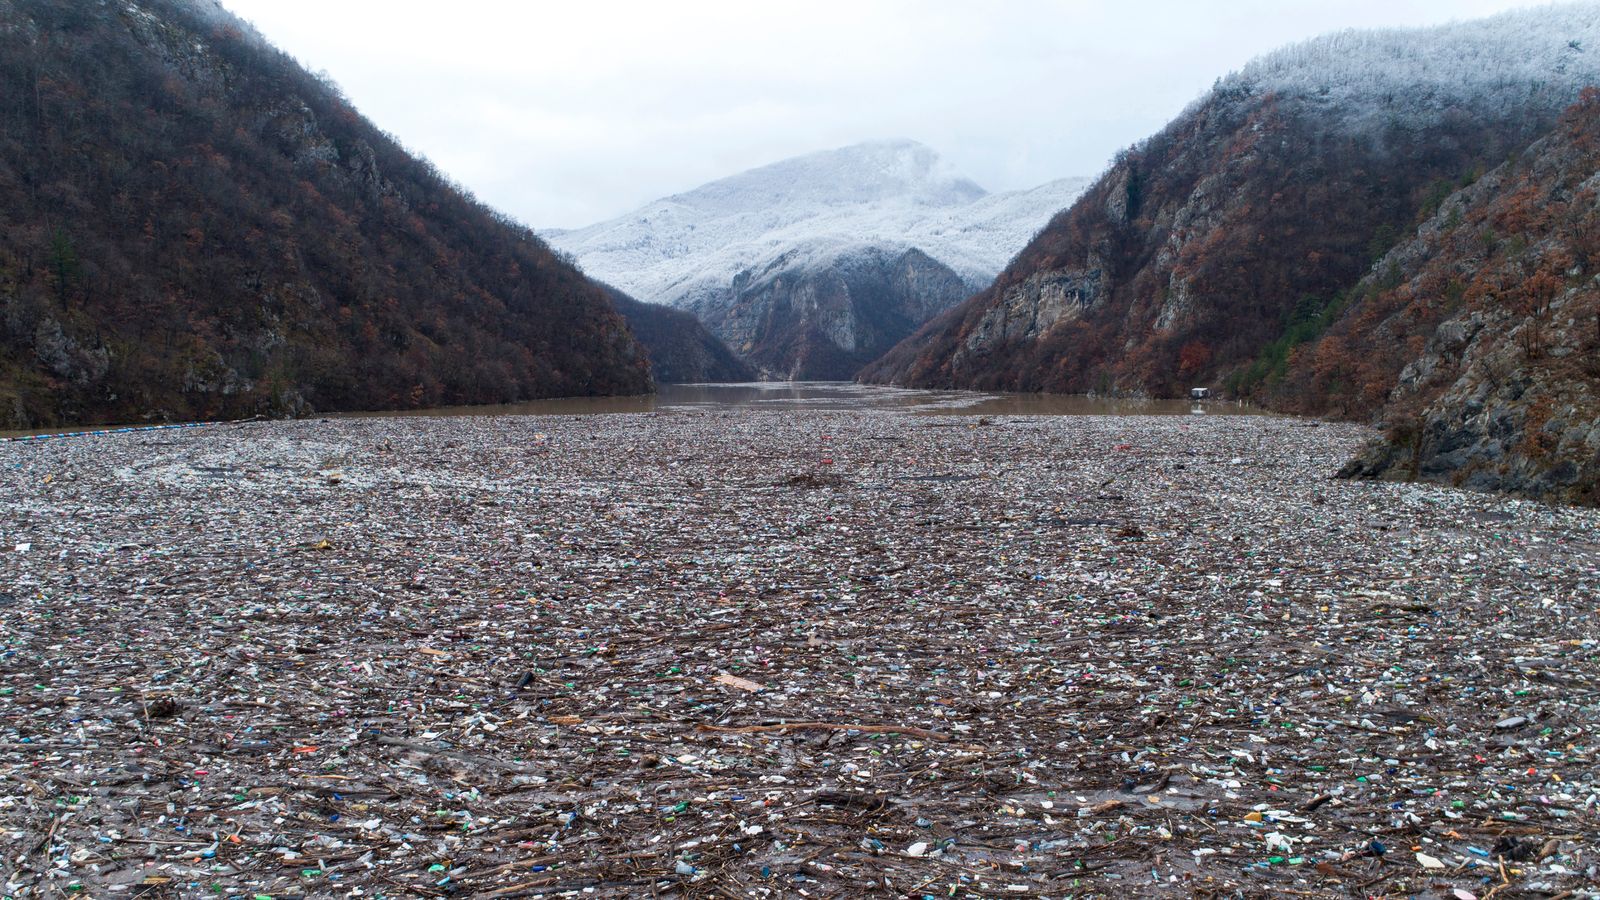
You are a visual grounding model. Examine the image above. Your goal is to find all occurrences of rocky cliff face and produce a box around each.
[604,288,755,384]
[0,0,650,428]
[1312,92,1600,503]
[959,267,1107,354]
[687,244,970,380]
[862,7,1600,401]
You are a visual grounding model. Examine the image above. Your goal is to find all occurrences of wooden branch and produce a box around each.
[695,722,953,742]
[371,735,542,774]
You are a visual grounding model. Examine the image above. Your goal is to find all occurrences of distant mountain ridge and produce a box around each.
[0,0,649,428]
[548,141,1089,379]
[550,140,1089,302]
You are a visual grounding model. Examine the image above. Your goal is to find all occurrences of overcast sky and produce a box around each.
[219,0,1557,229]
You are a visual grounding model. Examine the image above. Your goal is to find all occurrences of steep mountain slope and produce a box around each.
[862,6,1600,406]
[604,288,755,383]
[0,0,650,428]
[1298,91,1600,503]
[548,141,1089,379]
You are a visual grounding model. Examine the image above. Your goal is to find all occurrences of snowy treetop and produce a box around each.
[1222,3,1600,126]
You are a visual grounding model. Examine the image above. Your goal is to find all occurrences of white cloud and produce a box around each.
[217,0,1561,227]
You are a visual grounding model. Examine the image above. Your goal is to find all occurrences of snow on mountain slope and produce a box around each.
[1227,4,1600,128]
[545,140,1090,307]
[916,176,1095,280]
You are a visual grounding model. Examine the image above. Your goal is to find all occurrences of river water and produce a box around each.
[336,382,1273,419]
[0,383,1270,440]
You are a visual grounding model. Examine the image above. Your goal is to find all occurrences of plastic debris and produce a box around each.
[1,400,1597,898]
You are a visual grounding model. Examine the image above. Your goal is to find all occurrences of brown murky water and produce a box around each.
[0,383,1270,440]
[337,382,1275,419]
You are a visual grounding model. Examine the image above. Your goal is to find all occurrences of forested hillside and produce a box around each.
[0,0,650,428]
[861,7,1600,401]
[1303,90,1600,503]
[859,6,1600,501]
[605,288,755,384]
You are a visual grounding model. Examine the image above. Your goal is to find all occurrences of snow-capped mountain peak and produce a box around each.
[546,140,1089,307]
[665,139,986,213]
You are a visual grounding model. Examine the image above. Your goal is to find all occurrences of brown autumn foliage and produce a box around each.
[859,79,1575,402]
[1287,88,1600,503]
[1281,87,1600,423]
[0,0,650,428]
